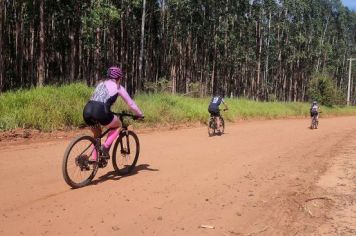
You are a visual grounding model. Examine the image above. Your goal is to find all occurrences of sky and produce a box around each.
[341,0,356,11]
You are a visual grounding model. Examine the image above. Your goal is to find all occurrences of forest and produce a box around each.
[1,0,356,102]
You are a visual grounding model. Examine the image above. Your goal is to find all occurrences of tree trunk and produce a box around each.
[0,0,4,91]
[38,0,45,87]
[256,19,262,100]
[15,4,24,86]
[264,11,271,100]
[211,25,217,95]
[316,17,329,73]
[30,20,35,87]
[94,27,101,84]
[69,29,75,83]
[138,0,146,92]
[120,0,124,69]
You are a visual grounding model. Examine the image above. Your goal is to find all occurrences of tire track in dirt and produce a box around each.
[315,134,356,236]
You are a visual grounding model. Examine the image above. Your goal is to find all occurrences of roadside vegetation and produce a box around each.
[1,83,356,131]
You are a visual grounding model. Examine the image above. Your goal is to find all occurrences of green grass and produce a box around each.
[0,84,91,131]
[1,83,356,131]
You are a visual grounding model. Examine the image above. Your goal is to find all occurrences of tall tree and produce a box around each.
[1,0,355,103]
[138,0,146,91]
[38,0,45,87]
[0,0,4,90]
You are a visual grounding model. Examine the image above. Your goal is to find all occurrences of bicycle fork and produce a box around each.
[120,131,131,155]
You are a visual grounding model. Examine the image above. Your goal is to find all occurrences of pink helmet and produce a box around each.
[107,66,122,80]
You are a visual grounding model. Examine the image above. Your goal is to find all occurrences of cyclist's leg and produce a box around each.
[91,124,102,139]
[83,108,102,160]
[216,110,221,130]
[103,115,122,149]
[87,124,101,161]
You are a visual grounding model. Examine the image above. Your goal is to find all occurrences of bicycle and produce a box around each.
[208,109,227,137]
[311,115,318,129]
[62,112,142,188]
[310,111,321,129]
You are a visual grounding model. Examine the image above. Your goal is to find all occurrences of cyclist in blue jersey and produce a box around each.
[208,94,228,132]
[310,101,320,128]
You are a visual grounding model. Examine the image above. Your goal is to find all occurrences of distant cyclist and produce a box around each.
[83,66,143,159]
[208,93,228,132]
[310,101,320,127]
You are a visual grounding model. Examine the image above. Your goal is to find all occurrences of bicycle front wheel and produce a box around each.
[208,118,215,137]
[219,116,225,134]
[112,130,140,175]
[62,135,98,188]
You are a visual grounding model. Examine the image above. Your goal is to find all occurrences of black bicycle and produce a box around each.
[62,112,142,188]
[208,110,226,137]
[311,114,319,129]
[310,111,321,129]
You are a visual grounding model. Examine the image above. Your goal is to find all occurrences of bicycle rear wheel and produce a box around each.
[112,130,140,175]
[311,116,317,129]
[62,135,98,188]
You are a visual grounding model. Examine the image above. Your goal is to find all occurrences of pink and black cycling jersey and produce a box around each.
[83,79,142,126]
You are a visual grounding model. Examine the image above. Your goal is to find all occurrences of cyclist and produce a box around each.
[83,66,143,159]
[310,101,320,128]
[208,93,228,132]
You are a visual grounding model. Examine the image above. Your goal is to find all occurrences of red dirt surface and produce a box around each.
[0,117,355,235]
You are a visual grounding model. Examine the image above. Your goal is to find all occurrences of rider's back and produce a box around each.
[208,96,223,112]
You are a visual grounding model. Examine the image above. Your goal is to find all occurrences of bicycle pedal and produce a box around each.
[98,158,108,168]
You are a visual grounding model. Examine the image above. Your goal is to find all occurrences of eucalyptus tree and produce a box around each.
[0,0,355,104]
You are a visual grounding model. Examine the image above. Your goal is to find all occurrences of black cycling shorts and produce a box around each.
[208,108,220,117]
[310,110,318,117]
[83,101,114,126]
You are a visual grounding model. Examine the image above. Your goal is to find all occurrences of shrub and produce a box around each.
[307,73,345,106]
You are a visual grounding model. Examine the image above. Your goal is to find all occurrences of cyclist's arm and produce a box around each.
[221,99,228,110]
[117,85,143,117]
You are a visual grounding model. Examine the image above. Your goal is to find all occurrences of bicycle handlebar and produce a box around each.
[113,111,144,121]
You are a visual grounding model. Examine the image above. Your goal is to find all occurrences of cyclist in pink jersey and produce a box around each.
[83,66,143,158]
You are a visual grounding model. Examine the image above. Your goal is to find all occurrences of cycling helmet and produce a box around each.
[107,66,122,80]
[312,101,317,105]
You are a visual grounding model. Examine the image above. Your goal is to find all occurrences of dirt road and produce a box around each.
[0,117,355,235]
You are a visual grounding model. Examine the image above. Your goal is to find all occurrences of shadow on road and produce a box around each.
[91,164,159,185]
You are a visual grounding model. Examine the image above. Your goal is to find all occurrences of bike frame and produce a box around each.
[75,128,114,162]
[79,112,136,159]
[311,114,318,129]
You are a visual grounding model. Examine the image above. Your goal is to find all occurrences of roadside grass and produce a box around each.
[1,83,356,131]
[0,84,90,131]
